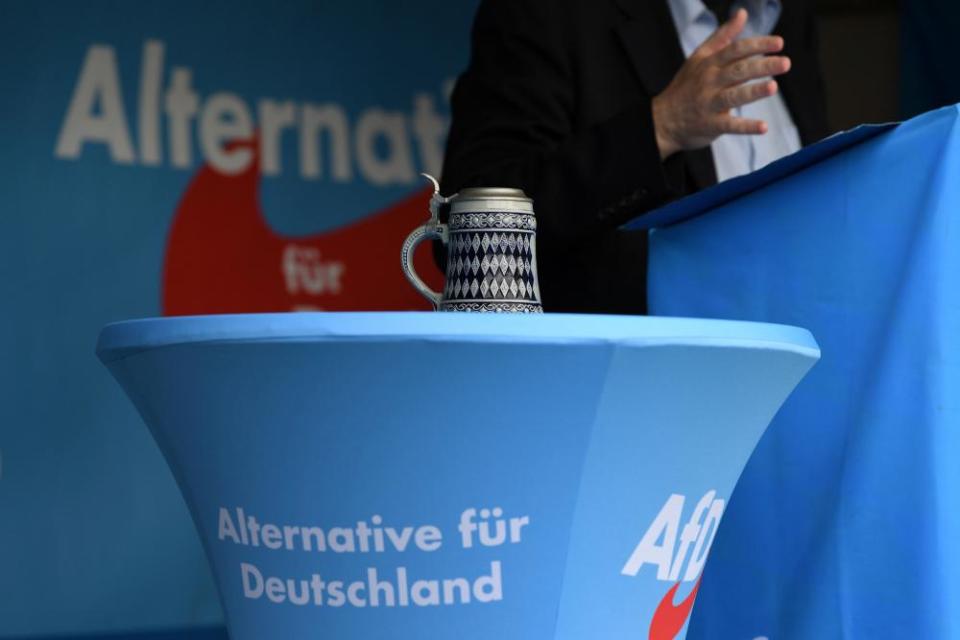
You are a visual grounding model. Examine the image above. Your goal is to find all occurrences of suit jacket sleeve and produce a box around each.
[441,0,680,248]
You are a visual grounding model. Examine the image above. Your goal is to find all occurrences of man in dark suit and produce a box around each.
[440,0,830,314]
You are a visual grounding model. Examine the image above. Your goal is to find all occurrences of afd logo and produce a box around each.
[53,40,450,184]
[621,491,725,640]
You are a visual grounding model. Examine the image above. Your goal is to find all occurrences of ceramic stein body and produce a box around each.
[402,176,543,312]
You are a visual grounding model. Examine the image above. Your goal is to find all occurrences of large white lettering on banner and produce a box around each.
[54,41,449,184]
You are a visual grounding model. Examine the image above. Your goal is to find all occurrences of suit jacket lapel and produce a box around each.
[613,0,684,97]
[613,0,718,190]
[772,3,831,145]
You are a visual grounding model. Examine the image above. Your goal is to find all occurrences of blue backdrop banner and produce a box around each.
[0,1,477,636]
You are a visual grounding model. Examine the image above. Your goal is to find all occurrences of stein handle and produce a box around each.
[401,223,446,310]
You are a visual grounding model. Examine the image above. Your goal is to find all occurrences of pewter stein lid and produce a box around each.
[450,187,534,214]
[455,187,531,202]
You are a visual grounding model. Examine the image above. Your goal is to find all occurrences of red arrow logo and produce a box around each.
[162,137,443,316]
[648,578,701,640]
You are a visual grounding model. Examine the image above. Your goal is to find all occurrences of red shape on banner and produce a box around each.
[648,579,701,640]
[162,139,443,315]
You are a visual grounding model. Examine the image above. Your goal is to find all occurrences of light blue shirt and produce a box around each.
[667,0,802,182]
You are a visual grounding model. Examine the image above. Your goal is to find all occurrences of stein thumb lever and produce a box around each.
[421,173,452,225]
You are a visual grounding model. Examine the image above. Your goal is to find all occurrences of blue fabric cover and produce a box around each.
[645,106,960,638]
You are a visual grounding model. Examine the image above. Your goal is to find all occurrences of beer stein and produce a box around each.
[402,175,543,312]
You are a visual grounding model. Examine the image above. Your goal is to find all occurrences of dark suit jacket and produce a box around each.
[440,0,830,314]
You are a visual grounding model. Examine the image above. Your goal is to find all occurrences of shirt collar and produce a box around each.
[668,0,782,35]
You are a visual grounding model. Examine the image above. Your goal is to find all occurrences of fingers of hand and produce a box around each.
[715,35,784,66]
[712,79,778,112]
[723,117,769,135]
[696,8,748,58]
[718,55,791,87]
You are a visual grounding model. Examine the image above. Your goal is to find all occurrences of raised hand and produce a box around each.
[652,9,791,159]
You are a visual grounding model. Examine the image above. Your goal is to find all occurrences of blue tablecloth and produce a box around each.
[98,313,818,640]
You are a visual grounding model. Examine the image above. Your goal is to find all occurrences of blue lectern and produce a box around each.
[98,313,817,640]
[631,106,960,638]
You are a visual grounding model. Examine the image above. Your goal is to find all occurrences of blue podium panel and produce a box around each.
[98,313,818,640]
[645,106,960,638]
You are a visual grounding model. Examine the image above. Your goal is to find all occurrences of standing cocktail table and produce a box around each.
[97,312,818,640]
